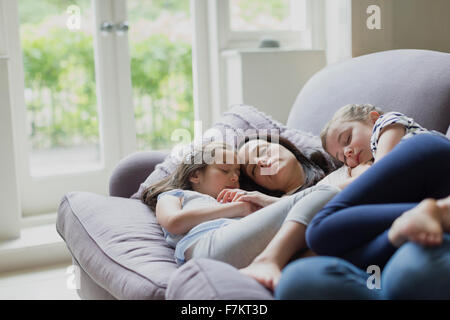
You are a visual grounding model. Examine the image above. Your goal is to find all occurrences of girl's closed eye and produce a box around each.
[220,165,240,176]
[346,132,352,145]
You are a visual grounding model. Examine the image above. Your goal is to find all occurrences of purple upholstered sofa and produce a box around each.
[56,49,450,300]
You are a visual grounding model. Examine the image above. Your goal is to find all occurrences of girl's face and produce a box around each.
[190,149,241,198]
[325,114,379,168]
[237,139,305,193]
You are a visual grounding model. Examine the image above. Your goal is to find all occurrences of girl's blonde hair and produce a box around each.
[320,103,384,150]
[142,140,235,211]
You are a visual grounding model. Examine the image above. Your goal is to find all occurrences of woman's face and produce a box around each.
[237,139,305,192]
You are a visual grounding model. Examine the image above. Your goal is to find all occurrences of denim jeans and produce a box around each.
[275,234,450,299]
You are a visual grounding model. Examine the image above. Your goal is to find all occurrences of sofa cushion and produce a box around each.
[131,104,339,200]
[287,49,450,136]
[56,192,177,300]
[166,258,274,300]
[109,150,169,199]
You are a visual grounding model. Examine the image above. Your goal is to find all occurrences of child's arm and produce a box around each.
[374,123,405,163]
[156,195,253,235]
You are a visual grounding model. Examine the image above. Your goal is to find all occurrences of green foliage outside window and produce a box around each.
[20,0,193,151]
[233,0,289,22]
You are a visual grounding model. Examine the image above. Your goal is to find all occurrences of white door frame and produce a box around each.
[0,0,21,239]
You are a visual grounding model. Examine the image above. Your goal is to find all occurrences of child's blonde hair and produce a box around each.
[142,140,235,211]
[320,104,384,150]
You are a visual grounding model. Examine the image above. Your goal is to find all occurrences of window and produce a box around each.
[126,0,194,151]
[218,0,311,49]
[4,0,199,217]
[229,0,306,31]
[18,0,102,177]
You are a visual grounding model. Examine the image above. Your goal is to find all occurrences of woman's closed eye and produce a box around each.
[247,164,257,178]
[259,145,267,156]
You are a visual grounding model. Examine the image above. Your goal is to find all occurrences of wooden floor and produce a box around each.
[0,262,80,300]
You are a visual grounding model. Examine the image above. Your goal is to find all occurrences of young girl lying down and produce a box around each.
[313,103,450,251]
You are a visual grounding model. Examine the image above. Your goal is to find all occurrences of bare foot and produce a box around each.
[436,195,450,232]
[388,199,444,247]
[239,259,281,292]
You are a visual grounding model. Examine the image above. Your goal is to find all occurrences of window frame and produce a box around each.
[0,0,21,239]
[219,0,313,49]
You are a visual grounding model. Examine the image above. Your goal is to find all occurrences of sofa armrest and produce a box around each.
[109,150,169,198]
[57,191,178,299]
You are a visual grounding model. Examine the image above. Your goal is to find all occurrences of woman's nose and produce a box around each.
[257,157,271,167]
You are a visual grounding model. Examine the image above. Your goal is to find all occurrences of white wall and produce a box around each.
[223,49,327,124]
[324,0,352,65]
[351,0,450,57]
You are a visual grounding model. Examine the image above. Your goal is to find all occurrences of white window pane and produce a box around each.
[127,0,194,151]
[18,0,101,177]
[230,0,306,31]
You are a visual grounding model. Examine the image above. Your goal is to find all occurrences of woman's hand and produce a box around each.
[217,189,278,208]
[242,201,263,215]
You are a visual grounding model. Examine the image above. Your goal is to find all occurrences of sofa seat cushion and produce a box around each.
[166,258,273,300]
[56,192,177,299]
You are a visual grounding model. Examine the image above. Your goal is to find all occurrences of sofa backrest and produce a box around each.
[287,49,450,137]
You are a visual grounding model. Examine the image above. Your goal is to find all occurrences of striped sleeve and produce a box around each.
[370,112,413,155]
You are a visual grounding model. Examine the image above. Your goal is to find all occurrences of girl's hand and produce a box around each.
[217,189,278,208]
[217,188,248,203]
[349,160,373,178]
